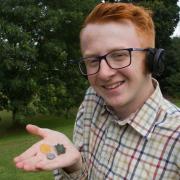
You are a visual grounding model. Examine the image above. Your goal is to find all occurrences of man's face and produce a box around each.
[80,22,154,117]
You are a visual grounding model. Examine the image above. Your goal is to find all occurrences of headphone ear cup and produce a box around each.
[146,48,155,73]
[146,48,165,76]
[153,48,165,75]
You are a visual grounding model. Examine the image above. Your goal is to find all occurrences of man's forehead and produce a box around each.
[80,23,144,57]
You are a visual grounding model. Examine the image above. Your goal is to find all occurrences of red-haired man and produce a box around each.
[14,3,180,179]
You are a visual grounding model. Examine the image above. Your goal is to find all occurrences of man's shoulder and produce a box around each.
[85,86,98,98]
[84,87,102,102]
[82,86,105,111]
[158,98,180,133]
[162,98,180,116]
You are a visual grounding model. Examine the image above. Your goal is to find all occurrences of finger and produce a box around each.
[26,124,49,139]
[14,143,39,163]
[16,153,44,172]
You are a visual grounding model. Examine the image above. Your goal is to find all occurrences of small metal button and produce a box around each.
[47,153,56,160]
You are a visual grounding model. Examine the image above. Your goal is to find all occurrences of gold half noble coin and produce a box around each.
[40,144,52,154]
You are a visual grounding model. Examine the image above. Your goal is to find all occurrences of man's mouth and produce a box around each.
[103,81,125,90]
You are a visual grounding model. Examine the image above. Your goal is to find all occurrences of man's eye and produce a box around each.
[112,52,128,57]
[91,59,99,63]
[110,51,129,60]
[114,54,123,57]
[86,58,99,66]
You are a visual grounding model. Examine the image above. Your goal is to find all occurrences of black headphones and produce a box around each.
[146,48,165,76]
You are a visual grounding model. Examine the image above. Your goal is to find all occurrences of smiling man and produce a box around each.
[80,22,154,119]
[14,2,180,180]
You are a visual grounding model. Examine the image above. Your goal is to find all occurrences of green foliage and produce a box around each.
[0,1,40,122]
[137,0,179,49]
[0,0,179,122]
[34,0,96,115]
[0,0,98,122]
[162,37,180,97]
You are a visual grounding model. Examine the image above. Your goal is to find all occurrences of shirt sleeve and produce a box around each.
[53,102,88,180]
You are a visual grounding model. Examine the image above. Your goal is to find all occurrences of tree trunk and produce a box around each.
[12,108,18,125]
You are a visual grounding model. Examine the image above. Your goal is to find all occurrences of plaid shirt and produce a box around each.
[54,80,180,180]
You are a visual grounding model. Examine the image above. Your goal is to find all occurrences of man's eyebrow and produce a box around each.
[83,47,128,58]
[83,52,99,58]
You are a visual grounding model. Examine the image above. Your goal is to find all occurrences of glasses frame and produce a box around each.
[77,48,151,76]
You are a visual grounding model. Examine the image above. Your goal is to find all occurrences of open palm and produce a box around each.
[14,124,82,172]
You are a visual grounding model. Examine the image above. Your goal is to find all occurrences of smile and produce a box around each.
[103,81,125,90]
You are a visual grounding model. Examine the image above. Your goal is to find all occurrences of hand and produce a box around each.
[14,124,82,172]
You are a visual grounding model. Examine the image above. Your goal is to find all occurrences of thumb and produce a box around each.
[26,124,48,138]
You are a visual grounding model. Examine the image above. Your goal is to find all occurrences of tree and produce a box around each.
[0,0,99,122]
[140,0,179,96]
[0,0,179,123]
[162,37,180,98]
[34,0,99,115]
[0,1,39,123]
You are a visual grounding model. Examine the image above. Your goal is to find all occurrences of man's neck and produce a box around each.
[114,78,155,120]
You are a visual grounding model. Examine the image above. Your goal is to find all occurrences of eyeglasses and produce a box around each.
[78,48,149,76]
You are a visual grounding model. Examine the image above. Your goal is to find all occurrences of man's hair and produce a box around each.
[81,2,155,47]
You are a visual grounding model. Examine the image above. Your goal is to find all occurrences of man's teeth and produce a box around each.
[104,82,124,89]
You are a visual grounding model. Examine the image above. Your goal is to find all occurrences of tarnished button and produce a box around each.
[47,153,56,160]
[54,144,66,155]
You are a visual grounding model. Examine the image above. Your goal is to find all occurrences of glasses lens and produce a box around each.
[106,49,130,69]
[79,57,99,75]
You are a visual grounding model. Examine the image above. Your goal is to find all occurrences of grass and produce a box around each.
[173,99,180,107]
[0,111,75,180]
[166,97,180,107]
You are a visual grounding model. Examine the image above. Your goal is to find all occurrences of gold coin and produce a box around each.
[40,144,52,154]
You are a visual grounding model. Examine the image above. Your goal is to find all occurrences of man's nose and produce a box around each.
[98,59,116,77]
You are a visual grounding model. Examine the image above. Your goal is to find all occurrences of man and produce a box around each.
[14,2,180,179]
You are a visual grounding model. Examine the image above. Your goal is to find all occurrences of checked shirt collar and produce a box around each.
[102,79,163,140]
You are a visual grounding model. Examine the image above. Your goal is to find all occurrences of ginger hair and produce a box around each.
[81,3,155,47]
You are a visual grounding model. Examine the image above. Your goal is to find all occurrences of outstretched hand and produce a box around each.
[14,124,82,172]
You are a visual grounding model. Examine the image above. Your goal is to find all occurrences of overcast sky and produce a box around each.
[173,0,180,37]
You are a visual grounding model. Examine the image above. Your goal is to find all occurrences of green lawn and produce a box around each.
[0,112,75,180]
[173,99,180,107]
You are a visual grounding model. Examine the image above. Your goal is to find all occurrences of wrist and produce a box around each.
[63,155,83,173]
